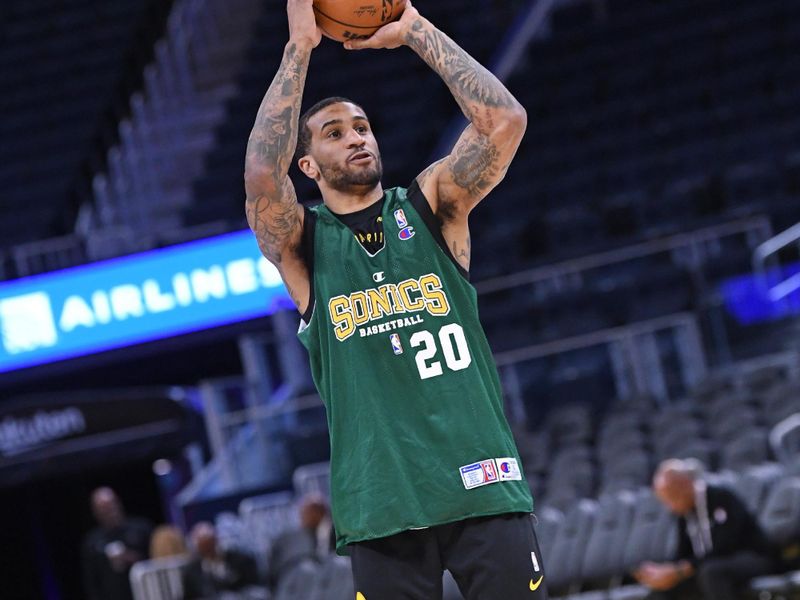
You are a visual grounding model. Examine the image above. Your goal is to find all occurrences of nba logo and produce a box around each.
[480,460,498,482]
[389,333,403,355]
[393,209,408,229]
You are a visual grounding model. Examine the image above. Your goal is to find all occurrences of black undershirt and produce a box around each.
[299,181,468,322]
[331,197,386,256]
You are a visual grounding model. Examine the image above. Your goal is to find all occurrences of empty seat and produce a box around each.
[731,463,785,513]
[621,490,678,571]
[544,403,595,447]
[708,407,760,443]
[308,555,355,600]
[720,429,770,470]
[759,476,800,548]
[580,492,636,585]
[543,499,598,594]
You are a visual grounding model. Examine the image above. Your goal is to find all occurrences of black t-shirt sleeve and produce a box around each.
[406,180,470,280]
[300,207,317,323]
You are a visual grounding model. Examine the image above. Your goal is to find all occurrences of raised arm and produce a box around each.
[345,2,527,272]
[244,0,320,311]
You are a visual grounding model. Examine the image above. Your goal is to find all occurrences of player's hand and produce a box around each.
[344,0,419,50]
[288,0,322,48]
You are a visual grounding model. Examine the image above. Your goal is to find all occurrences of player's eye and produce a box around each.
[356,125,368,134]
[327,129,340,138]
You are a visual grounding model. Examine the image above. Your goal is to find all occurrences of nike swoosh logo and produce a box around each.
[529,575,544,591]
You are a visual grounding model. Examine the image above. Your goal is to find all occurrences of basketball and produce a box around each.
[312,0,407,43]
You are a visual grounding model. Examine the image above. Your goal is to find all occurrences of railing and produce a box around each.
[130,556,190,600]
[477,216,771,295]
[770,412,800,465]
[753,221,800,302]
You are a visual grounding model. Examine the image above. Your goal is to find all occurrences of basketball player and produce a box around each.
[244,1,547,598]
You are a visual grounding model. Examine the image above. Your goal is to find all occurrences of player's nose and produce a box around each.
[344,128,367,146]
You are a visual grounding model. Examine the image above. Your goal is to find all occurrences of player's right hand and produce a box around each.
[287,0,322,48]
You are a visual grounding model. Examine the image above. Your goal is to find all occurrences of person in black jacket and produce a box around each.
[634,459,779,600]
[81,487,153,600]
[181,521,262,599]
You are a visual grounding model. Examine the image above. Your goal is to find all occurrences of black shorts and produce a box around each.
[350,512,549,600]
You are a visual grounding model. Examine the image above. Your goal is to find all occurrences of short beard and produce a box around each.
[318,156,383,191]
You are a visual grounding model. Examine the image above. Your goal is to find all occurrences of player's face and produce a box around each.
[307,102,383,191]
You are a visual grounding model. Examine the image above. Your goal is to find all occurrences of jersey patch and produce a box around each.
[496,457,522,481]
[389,333,403,355]
[398,226,415,240]
[460,459,499,490]
[393,208,408,228]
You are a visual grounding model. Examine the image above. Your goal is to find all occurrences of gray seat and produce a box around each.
[545,403,594,447]
[621,490,678,572]
[720,429,769,470]
[652,419,703,458]
[601,451,651,488]
[597,429,648,464]
[708,407,759,443]
[762,387,800,426]
[580,492,636,586]
[770,412,800,467]
[730,462,785,513]
[546,459,596,500]
[544,499,598,594]
[534,506,564,556]
[661,439,715,469]
[273,558,320,600]
[759,476,800,548]
[308,555,354,600]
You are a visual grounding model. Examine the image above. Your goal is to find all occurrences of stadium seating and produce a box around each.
[0,0,172,250]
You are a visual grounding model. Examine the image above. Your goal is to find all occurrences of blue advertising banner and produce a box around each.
[0,231,291,373]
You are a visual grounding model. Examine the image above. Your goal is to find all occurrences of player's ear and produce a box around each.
[298,155,319,181]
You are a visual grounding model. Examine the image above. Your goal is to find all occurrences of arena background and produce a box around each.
[1,0,799,598]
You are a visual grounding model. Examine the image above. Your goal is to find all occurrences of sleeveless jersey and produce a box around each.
[297,183,533,552]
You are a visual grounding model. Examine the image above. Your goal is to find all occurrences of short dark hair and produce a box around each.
[295,96,363,163]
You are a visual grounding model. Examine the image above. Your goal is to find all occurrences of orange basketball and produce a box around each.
[312,0,407,43]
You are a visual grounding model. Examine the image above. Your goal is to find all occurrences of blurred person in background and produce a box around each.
[265,493,334,592]
[634,459,779,600]
[181,521,262,599]
[81,486,153,600]
[150,523,189,559]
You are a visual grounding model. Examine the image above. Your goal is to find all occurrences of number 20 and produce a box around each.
[409,323,472,380]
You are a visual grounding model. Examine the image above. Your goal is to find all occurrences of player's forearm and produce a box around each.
[403,16,525,136]
[245,40,312,178]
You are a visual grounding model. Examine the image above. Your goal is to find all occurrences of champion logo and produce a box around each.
[398,226,415,241]
[372,271,385,282]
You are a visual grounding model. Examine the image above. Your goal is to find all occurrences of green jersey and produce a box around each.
[297,182,532,552]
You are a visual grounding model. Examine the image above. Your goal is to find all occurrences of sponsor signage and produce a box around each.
[0,391,193,486]
[0,230,291,373]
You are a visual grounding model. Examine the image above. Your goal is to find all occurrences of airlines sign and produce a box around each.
[0,231,291,373]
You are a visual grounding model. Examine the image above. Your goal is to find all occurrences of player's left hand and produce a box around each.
[344,0,419,50]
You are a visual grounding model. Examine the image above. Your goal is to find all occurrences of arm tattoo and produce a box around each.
[404,19,516,128]
[244,42,310,262]
[450,131,501,196]
[451,235,471,270]
[405,18,523,208]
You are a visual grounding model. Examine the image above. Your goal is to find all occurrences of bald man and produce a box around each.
[81,487,152,600]
[633,460,778,600]
[181,521,260,599]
